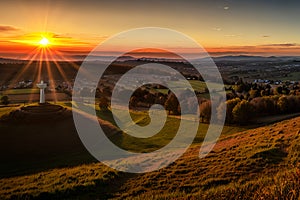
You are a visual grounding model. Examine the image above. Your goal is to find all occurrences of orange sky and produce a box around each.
[1,0,300,59]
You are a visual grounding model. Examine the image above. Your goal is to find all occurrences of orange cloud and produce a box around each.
[0,25,19,32]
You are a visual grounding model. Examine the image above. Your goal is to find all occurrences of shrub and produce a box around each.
[165,93,180,115]
[99,97,109,111]
[199,100,211,122]
[217,98,241,123]
[232,100,253,124]
[0,95,9,105]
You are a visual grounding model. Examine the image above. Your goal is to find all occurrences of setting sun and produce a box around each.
[39,37,50,47]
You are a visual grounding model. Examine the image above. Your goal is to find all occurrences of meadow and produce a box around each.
[2,89,40,95]
[0,103,299,199]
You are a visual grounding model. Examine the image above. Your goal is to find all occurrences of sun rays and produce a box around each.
[39,37,50,47]
[9,33,78,103]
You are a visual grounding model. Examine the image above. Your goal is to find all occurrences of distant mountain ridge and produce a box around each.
[1,55,300,63]
[210,55,300,62]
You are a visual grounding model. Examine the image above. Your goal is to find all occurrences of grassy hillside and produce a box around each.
[0,104,246,178]
[117,117,300,199]
[0,114,299,199]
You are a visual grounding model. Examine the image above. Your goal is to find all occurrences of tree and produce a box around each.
[249,89,259,99]
[217,98,241,123]
[250,96,276,114]
[99,97,109,111]
[0,95,9,105]
[165,93,179,115]
[260,89,269,97]
[232,100,253,124]
[199,100,211,122]
[95,88,102,98]
[277,96,289,113]
[129,96,138,108]
[181,97,198,114]
[274,86,283,95]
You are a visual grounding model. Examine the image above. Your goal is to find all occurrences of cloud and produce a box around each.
[224,34,242,37]
[260,43,300,47]
[0,25,19,32]
[52,34,72,39]
[213,27,222,31]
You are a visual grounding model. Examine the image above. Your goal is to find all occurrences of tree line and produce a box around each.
[96,79,300,125]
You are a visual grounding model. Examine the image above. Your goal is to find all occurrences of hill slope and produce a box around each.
[0,116,300,199]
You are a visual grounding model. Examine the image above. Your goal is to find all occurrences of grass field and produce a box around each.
[0,102,299,199]
[72,102,248,153]
[281,71,300,81]
[151,80,225,100]
[0,108,299,199]
[2,88,40,95]
[0,102,247,178]
[152,80,208,94]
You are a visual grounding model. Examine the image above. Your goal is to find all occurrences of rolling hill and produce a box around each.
[0,114,299,199]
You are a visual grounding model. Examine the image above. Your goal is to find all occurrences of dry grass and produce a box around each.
[114,117,300,199]
[0,110,300,199]
[0,164,121,200]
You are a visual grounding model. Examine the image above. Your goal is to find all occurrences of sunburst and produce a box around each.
[39,37,50,47]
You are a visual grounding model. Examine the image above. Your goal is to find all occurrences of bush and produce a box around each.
[165,93,180,115]
[0,95,9,105]
[99,97,109,111]
[199,101,211,122]
[250,96,277,114]
[217,98,241,123]
[232,100,253,124]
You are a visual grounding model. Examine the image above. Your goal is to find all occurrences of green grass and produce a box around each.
[281,71,300,81]
[0,114,299,199]
[151,80,227,100]
[0,164,121,200]
[151,80,209,94]
[1,102,299,199]
[94,106,247,153]
[113,117,300,199]
[2,88,40,95]
[0,102,247,178]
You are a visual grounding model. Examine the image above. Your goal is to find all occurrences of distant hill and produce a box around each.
[71,55,136,62]
[0,57,26,64]
[210,55,300,62]
[1,54,300,64]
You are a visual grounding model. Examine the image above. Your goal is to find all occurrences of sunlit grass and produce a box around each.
[0,103,299,199]
[3,89,39,95]
[1,115,299,199]
[0,164,120,200]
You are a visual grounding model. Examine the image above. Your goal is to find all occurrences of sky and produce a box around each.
[1,0,300,59]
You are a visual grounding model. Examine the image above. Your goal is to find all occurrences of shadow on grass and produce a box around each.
[10,172,136,200]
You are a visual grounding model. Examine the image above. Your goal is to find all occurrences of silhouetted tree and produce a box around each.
[0,95,9,105]
[274,86,283,95]
[129,96,138,108]
[99,97,109,111]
